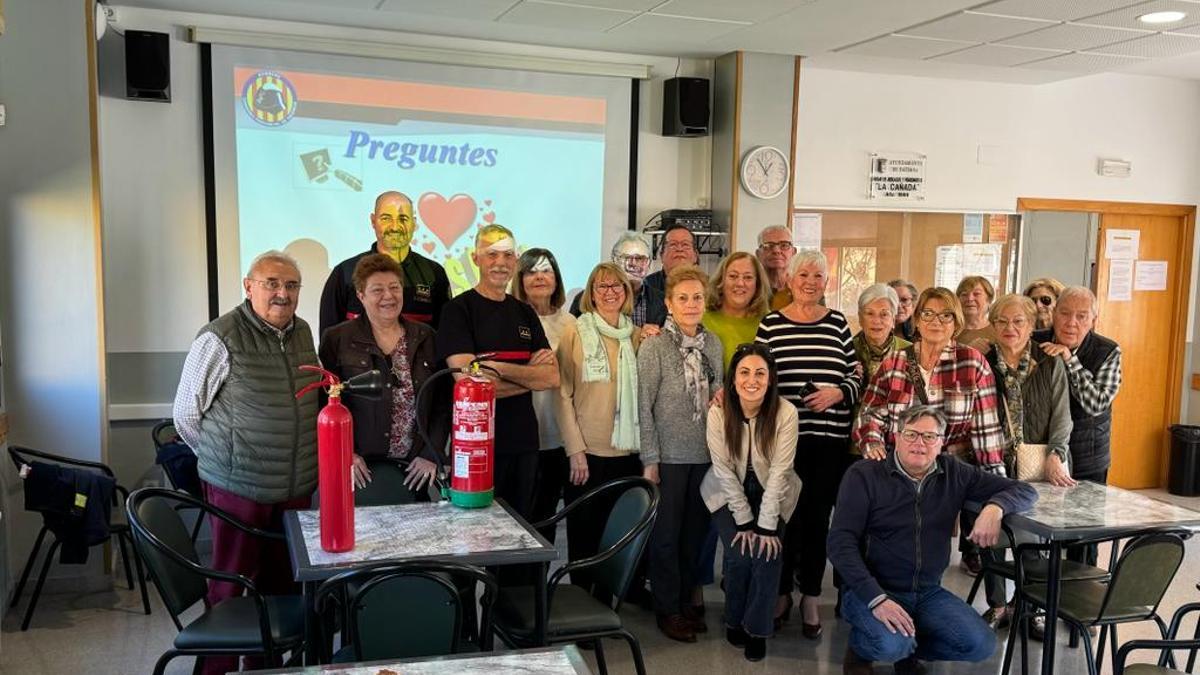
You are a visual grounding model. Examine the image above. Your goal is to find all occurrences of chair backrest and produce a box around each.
[151,421,203,499]
[151,420,178,449]
[587,478,657,604]
[318,561,497,661]
[127,489,209,622]
[354,459,421,507]
[9,445,124,512]
[1101,530,1188,620]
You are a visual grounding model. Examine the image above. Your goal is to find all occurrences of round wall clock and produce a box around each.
[740,145,790,200]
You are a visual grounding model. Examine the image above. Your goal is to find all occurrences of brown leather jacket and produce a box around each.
[318,315,450,464]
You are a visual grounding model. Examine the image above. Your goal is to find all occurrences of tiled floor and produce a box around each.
[4,489,1200,674]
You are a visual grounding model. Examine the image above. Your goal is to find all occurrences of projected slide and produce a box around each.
[231,67,606,297]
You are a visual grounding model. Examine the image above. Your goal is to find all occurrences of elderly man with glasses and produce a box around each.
[755,225,796,310]
[173,250,321,675]
[831,405,1037,675]
[570,232,666,329]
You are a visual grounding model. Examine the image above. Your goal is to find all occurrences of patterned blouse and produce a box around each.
[852,341,1007,474]
[387,336,417,459]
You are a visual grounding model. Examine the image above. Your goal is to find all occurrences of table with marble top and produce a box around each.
[239,645,591,675]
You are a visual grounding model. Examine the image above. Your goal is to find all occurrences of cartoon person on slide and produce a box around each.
[319,190,452,335]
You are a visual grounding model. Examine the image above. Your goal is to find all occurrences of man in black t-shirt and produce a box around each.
[318,191,451,337]
[436,224,559,519]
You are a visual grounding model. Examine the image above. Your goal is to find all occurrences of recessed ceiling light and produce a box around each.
[1138,10,1187,24]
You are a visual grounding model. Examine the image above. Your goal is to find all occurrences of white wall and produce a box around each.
[0,0,109,596]
[100,6,712,356]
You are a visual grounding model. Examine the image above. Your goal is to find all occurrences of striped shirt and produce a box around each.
[756,309,860,440]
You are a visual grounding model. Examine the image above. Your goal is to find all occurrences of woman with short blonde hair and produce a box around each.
[704,252,772,367]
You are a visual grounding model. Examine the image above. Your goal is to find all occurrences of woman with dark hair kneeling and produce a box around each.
[702,342,800,661]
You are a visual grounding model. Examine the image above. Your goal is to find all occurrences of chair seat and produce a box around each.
[988,558,1109,583]
[494,585,622,639]
[1023,580,1153,624]
[175,595,305,651]
[1123,666,1179,675]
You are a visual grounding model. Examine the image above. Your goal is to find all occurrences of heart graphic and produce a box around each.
[418,192,478,248]
[483,211,496,224]
[422,241,436,254]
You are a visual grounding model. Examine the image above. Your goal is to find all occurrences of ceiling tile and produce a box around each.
[1075,0,1200,31]
[1020,50,1148,71]
[605,12,748,41]
[839,34,976,59]
[900,11,1055,42]
[378,0,519,20]
[973,0,1150,22]
[498,1,634,30]
[653,0,812,24]
[547,0,663,9]
[929,43,1067,66]
[998,22,1151,50]
[1090,31,1200,56]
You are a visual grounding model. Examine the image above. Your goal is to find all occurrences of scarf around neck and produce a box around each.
[663,317,715,422]
[576,312,639,450]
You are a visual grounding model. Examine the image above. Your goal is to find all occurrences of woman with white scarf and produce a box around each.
[555,262,643,591]
[638,265,724,643]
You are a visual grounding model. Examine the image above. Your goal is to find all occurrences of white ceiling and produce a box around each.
[113,0,1200,82]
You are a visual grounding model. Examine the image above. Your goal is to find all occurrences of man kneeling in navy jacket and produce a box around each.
[830,405,1038,674]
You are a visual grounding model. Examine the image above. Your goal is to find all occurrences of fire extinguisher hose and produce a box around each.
[414,356,504,501]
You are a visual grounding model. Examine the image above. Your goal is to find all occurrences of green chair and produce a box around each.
[315,560,498,663]
[1008,529,1191,675]
[492,476,658,675]
[967,523,1110,607]
[126,487,305,675]
[1114,601,1200,674]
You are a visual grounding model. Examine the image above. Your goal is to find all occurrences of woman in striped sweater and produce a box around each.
[755,249,860,639]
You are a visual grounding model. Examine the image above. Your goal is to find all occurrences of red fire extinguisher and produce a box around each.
[296,365,355,552]
[450,363,496,508]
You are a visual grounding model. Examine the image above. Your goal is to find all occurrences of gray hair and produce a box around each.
[247,250,301,280]
[756,224,791,247]
[898,405,947,434]
[1057,285,1098,317]
[611,232,651,259]
[858,283,899,316]
[788,248,828,276]
[888,278,919,298]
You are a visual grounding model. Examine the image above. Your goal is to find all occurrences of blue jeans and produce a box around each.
[842,585,995,664]
[714,508,782,638]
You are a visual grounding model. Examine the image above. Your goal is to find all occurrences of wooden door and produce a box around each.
[1095,213,1192,488]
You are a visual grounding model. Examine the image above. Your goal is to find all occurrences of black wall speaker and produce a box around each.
[662,77,709,137]
[125,30,170,102]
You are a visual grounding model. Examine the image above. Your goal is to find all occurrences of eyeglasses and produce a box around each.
[758,241,794,253]
[595,282,625,296]
[1032,295,1054,307]
[897,297,914,306]
[249,278,302,293]
[917,309,955,324]
[614,254,650,267]
[664,241,695,252]
[992,317,1029,330]
[899,429,943,445]
[365,283,403,298]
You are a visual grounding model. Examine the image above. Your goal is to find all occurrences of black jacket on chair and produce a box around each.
[23,461,114,563]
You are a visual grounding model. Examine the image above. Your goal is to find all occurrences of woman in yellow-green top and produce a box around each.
[702,252,773,367]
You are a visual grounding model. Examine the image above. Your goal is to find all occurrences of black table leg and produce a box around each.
[1041,541,1062,675]
[535,561,549,646]
[302,580,319,665]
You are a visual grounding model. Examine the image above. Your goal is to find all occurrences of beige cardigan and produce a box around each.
[555,320,643,458]
[701,400,801,535]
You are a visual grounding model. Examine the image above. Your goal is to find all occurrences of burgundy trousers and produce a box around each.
[200,481,310,675]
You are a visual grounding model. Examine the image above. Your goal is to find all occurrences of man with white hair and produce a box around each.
[173,250,320,675]
[569,232,666,328]
[1032,285,1121,598]
[756,224,796,310]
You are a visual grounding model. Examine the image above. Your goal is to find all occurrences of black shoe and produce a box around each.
[726,626,748,648]
[894,655,927,674]
[744,636,766,662]
[960,550,982,576]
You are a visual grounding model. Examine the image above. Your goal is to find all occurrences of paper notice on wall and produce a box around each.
[963,214,984,243]
[934,243,1002,290]
[792,212,822,251]
[1107,259,1133,301]
[988,214,1009,243]
[1134,260,1168,291]
[1105,229,1140,260]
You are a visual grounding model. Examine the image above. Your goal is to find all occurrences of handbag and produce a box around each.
[1014,442,1049,481]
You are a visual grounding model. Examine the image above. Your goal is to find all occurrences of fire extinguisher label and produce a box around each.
[454,452,470,478]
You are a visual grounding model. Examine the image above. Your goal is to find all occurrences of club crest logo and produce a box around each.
[242,71,297,126]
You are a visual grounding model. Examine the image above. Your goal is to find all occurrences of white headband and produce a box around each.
[484,236,515,252]
[530,256,553,272]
